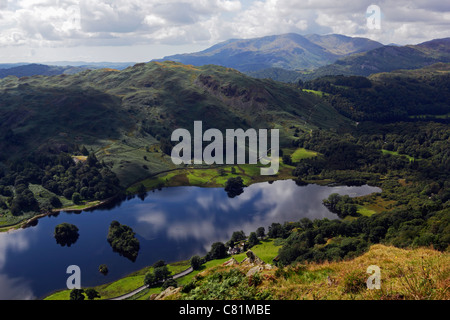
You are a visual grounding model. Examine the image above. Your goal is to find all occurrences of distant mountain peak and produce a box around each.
[156,33,384,73]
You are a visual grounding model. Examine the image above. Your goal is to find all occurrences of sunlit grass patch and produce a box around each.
[290,148,318,162]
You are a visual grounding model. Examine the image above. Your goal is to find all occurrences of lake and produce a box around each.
[0,180,381,300]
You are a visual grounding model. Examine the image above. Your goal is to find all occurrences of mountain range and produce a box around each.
[303,37,450,81]
[0,62,135,79]
[157,34,450,83]
[1,33,449,84]
[156,33,384,72]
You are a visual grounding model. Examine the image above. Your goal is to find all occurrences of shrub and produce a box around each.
[343,270,367,294]
[190,255,204,270]
[162,278,178,290]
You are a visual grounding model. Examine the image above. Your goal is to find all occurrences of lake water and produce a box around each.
[0,180,380,300]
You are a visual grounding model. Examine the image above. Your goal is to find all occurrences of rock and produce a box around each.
[246,266,263,277]
[264,264,273,270]
[153,286,182,300]
[327,276,336,287]
[223,257,239,266]
[149,293,159,300]
[241,250,265,266]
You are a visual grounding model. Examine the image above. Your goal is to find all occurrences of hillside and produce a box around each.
[156,33,383,73]
[0,61,352,188]
[166,244,449,300]
[302,37,450,81]
[0,63,88,78]
[302,63,450,122]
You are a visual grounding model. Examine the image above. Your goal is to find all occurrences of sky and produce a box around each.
[0,0,449,63]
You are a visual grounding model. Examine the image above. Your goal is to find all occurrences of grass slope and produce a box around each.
[173,244,449,300]
[0,61,352,188]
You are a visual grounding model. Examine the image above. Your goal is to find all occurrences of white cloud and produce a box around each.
[0,0,448,62]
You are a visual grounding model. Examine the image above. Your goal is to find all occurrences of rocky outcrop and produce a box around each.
[223,250,274,277]
[241,250,266,266]
[150,286,182,300]
[223,257,240,266]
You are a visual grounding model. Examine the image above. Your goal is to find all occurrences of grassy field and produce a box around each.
[356,205,377,217]
[288,148,319,162]
[126,150,304,194]
[302,89,327,97]
[382,149,415,162]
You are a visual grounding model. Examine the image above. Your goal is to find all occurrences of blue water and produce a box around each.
[0,180,380,299]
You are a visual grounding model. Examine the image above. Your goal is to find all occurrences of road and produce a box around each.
[109,267,194,300]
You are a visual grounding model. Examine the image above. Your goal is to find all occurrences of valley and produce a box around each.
[0,32,448,302]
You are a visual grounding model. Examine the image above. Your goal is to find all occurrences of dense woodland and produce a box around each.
[302,73,450,122]
[0,146,121,218]
[278,120,449,264]
[107,221,140,262]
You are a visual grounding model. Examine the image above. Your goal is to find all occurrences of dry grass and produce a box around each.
[269,245,449,300]
[233,244,449,300]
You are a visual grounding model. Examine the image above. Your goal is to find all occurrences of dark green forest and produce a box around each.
[302,70,450,122]
[276,120,450,265]
[107,221,140,262]
[0,147,121,219]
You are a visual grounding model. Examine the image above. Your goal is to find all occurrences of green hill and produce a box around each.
[0,63,88,78]
[0,61,352,187]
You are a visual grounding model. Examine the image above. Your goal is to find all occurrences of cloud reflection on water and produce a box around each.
[133,181,380,253]
[0,229,36,300]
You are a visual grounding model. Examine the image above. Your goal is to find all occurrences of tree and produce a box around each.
[224,176,244,198]
[282,154,292,165]
[107,221,140,262]
[87,153,99,167]
[268,223,287,239]
[154,265,171,282]
[80,146,89,156]
[137,184,146,195]
[144,272,156,287]
[209,242,227,260]
[162,279,178,290]
[49,196,62,208]
[54,223,79,247]
[190,255,204,270]
[72,192,82,205]
[248,232,259,248]
[63,187,75,200]
[70,289,85,301]
[323,193,341,212]
[153,260,166,268]
[256,227,265,239]
[98,264,109,276]
[230,230,246,243]
[85,288,101,300]
[10,187,39,216]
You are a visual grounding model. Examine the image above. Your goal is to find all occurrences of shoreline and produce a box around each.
[3,197,117,232]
